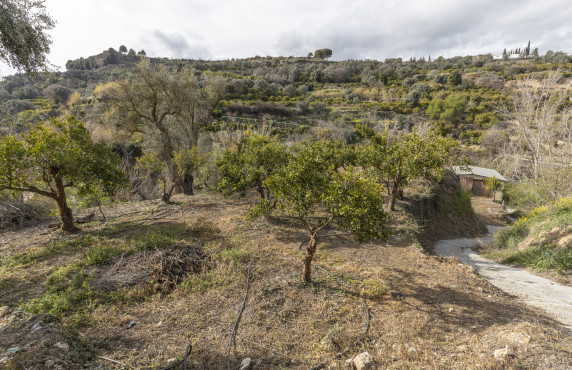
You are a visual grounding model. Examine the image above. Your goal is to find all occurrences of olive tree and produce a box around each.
[263,140,389,283]
[103,59,225,200]
[0,0,55,74]
[0,116,127,231]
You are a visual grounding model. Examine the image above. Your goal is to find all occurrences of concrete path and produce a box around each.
[435,226,572,332]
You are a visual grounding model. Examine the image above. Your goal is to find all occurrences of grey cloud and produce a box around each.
[147,30,211,59]
[276,0,572,61]
[275,31,307,56]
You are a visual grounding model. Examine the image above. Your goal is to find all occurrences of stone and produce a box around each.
[30,322,42,331]
[0,306,9,317]
[240,357,252,370]
[493,347,511,360]
[406,344,417,354]
[389,291,403,299]
[558,233,572,247]
[353,351,373,370]
[54,342,69,352]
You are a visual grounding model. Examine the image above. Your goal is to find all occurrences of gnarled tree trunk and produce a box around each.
[53,175,78,232]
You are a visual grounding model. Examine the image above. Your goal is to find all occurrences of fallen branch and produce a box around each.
[99,356,131,367]
[227,260,253,370]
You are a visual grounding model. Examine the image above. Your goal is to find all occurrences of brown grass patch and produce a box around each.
[1,191,571,368]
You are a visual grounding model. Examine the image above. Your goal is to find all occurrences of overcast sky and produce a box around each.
[2,0,572,75]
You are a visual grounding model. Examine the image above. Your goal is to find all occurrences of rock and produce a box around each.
[558,233,572,247]
[240,357,252,370]
[353,351,373,370]
[76,212,95,224]
[30,322,43,331]
[493,347,511,360]
[0,306,9,317]
[406,343,417,354]
[390,291,403,299]
[54,341,69,351]
[548,227,562,239]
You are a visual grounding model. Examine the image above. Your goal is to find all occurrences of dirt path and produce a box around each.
[435,226,572,332]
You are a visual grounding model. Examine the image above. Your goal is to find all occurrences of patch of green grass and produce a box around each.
[84,243,126,265]
[495,197,572,249]
[220,247,251,265]
[502,243,572,273]
[3,235,99,267]
[24,271,95,314]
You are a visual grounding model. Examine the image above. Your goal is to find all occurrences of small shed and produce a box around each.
[451,165,508,198]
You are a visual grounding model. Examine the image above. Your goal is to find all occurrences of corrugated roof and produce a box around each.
[451,166,508,182]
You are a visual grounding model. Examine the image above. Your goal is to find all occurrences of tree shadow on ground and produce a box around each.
[387,267,563,334]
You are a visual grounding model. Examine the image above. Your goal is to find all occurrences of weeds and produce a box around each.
[16,221,232,316]
[502,243,572,273]
[487,197,572,274]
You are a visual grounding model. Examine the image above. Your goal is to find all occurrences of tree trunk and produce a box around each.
[302,234,318,283]
[389,178,401,211]
[181,173,194,195]
[162,183,176,203]
[256,185,265,201]
[389,165,403,211]
[53,175,78,232]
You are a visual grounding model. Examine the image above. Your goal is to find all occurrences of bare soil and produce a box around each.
[470,197,510,227]
[1,192,571,369]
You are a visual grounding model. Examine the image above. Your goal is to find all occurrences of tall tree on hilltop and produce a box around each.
[314,48,333,59]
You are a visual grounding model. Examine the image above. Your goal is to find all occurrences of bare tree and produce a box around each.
[501,72,572,203]
[508,72,571,180]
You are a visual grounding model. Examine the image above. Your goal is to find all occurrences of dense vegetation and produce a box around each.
[484,197,572,280]
[1,44,571,211]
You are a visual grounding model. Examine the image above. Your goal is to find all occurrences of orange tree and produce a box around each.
[0,116,127,231]
[217,131,290,201]
[262,139,390,283]
[357,124,458,211]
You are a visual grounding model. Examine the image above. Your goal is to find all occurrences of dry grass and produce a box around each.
[0,191,571,369]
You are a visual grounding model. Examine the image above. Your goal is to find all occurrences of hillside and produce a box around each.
[2,47,571,212]
[482,197,572,285]
[1,192,571,368]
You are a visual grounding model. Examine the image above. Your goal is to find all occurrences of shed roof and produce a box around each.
[451,166,507,182]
